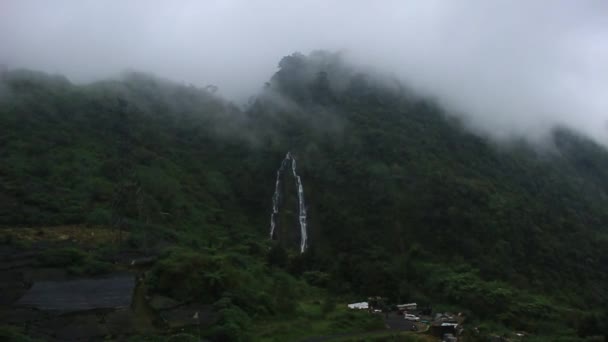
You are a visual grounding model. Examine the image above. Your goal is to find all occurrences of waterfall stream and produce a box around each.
[269,152,308,253]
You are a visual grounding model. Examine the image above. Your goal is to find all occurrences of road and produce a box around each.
[384,312,417,331]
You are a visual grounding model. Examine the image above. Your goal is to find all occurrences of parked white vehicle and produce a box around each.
[404,314,420,321]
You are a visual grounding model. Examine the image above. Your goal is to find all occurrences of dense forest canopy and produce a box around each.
[2,51,608,339]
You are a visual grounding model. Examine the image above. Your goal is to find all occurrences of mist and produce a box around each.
[1,0,606,145]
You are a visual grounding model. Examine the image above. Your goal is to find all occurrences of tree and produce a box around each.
[267,244,288,269]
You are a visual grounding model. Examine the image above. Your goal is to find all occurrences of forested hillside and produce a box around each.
[2,51,608,340]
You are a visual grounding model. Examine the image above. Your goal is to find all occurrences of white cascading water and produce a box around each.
[269,152,308,253]
[269,154,290,240]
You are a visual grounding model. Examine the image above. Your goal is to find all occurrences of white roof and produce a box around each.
[347,302,369,309]
[397,303,417,307]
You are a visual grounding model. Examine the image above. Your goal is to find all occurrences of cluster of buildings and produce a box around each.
[429,312,462,341]
[347,299,464,341]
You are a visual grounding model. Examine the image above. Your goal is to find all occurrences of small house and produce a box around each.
[397,303,417,312]
[431,322,458,338]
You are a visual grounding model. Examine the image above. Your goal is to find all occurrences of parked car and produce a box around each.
[404,314,420,321]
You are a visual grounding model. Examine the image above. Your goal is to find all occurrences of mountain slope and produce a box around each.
[256,51,608,304]
[2,53,608,338]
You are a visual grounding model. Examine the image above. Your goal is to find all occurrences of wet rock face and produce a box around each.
[17,275,135,312]
[0,235,173,341]
[270,151,309,253]
[1,274,138,341]
[0,308,142,341]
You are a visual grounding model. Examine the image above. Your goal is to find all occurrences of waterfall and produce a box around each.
[269,153,290,240]
[269,152,308,253]
[290,156,308,253]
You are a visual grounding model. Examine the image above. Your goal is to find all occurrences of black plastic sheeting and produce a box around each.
[17,274,135,312]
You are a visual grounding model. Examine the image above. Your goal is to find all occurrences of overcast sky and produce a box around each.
[1,0,606,144]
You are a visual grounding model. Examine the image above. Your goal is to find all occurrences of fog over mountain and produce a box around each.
[1,0,606,144]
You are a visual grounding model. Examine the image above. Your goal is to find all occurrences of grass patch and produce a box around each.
[331,332,435,342]
[0,225,124,245]
[251,301,385,342]
[0,325,41,342]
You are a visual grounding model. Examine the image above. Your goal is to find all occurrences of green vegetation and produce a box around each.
[0,326,41,342]
[252,302,384,341]
[332,333,432,342]
[37,246,113,275]
[2,51,608,340]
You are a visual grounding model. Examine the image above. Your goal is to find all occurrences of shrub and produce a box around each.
[321,296,336,315]
[210,297,252,342]
[148,248,241,302]
[303,270,330,287]
[68,258,113,276]
[85,207,112,226]
[37,247,112,275]
[166,333,199,342]
[38,247,88,267]
[0,325,40,342]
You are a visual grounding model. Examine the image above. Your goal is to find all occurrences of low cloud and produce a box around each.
[1,0,606,144]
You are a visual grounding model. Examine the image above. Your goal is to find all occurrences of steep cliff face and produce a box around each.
[269,152,308,253]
